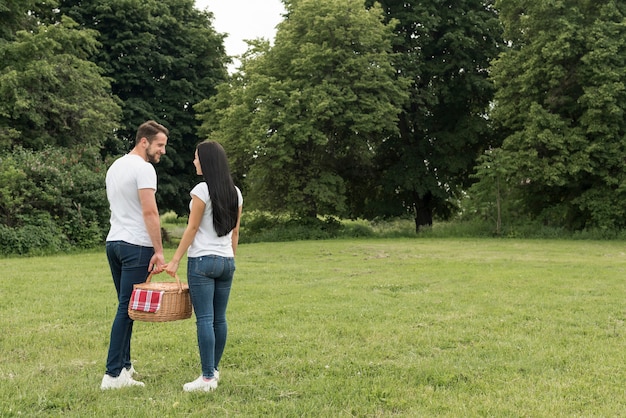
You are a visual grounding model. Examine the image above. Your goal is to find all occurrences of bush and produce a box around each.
[341,220,376,238]
[0,214,70,255]
[0,225,19,254]
[240,212,344,243]
[161,211,188,225]
[0,146,109,254]
[240,210,283,233]
[63,217,104,249]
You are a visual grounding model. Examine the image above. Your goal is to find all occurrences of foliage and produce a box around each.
[199,0,409,218]
[365,0,503,230]
[463,147,525,235]
[163,211,417,244]
[0,0,230,255]
[2,240,626,416]
[0,2,119,254]
[5,0,626,253]
[236,211,343,243]
[0,215,71,256]
[0,146,109,254]
[0,15,122,151]
[56,0,229,215]
[161,211,188,225]
[487,0,626,230]
[0,0,56,41]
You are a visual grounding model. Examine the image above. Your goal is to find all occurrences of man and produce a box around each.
[100,120,168,390]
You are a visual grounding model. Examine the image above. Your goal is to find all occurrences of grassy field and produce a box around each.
[1,238,625,417]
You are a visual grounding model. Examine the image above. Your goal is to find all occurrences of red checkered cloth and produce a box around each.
[129,289,164,313]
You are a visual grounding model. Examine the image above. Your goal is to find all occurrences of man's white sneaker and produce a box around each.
[126,364,136,377]
[183,376,218,392]
[100,368,145,390]
[213,369,220,382]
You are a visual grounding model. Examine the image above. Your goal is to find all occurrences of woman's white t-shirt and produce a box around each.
[188,182,243,258]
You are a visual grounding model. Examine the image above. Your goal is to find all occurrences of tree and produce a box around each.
[0,0,38,40]
[0,5,122,250]
[0,15,121,151]
[364,0,502,231]
[465,147,522,235]
[56,0,229,214]
[199,0,409,219]
[489,0,626,230]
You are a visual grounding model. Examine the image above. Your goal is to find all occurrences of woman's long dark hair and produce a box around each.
[197,141,238,237]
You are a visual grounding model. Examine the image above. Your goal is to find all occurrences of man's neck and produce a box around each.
[129,148,147,161]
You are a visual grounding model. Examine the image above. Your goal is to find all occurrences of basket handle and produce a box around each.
[145,272,185,294]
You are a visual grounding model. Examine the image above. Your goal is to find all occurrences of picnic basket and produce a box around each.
[128,273,192,322]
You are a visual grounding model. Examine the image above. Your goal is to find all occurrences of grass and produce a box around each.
[1,238,625,417]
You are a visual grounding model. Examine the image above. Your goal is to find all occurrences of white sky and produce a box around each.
[194,0,286,64]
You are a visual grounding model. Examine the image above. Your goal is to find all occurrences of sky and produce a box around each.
[194,0,286,66]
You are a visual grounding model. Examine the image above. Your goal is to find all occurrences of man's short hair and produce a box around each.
[136,120,169,145]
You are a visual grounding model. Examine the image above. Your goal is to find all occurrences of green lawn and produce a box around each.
[1,238,625,417]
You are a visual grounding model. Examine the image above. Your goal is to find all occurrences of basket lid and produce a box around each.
[134,281,189,291]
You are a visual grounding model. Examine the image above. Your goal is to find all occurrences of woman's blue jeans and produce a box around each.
[105,241,153,377]
[187,255,235,379]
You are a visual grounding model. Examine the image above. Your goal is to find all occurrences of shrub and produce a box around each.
[0,146,109,254]
[161,211,188,225]
[0,214,70,255]
[342,220,376,238]
[0,225,19,254]
[240,212,344,243]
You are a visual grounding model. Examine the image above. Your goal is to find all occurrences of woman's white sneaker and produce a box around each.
[183,375,218,392]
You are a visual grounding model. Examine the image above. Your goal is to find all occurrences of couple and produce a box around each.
[100,120,243,392]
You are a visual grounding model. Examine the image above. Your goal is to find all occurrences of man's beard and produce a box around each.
[146,149,161,164]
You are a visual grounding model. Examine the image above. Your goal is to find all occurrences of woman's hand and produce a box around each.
[164,260,180,277]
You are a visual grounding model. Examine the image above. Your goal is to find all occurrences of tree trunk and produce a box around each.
[413,191,433,233]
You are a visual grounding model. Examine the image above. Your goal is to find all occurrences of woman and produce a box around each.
[165,141,243,392]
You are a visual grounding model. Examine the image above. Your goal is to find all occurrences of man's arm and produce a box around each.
[139,188,164,271]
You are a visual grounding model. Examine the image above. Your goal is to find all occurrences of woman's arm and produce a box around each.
[165,195,205,276]
[231,205,243,256]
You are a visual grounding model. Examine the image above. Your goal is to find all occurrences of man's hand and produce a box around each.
[149,252,166,273]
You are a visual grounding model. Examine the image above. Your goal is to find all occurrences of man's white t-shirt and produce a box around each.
[188,182,243,258]
[105,154,157,247]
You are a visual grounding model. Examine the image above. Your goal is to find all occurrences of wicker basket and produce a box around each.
[128,273,192,322]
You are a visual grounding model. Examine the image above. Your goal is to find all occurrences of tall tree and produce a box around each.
[56,0,229,214]
[0,0,36,40]
[364,0,502,231]
[0,4,122,250]
[199,0,409,218]
[489,0,626,230]
[0,15,121,151]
